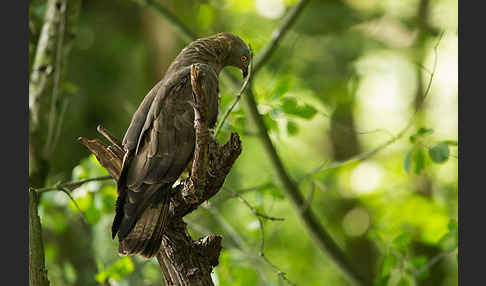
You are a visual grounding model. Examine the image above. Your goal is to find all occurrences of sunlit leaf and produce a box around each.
[95,257,134,283]
[413,147,427,174]
[444,140,458,146]
[393,232,412,249]
[263,113,278,131]
[281,97,317,119]
[379,254,397,278]
[286,120,299,136]
[411,256,429,280]
[404,150,412,173]
[428,142,449,163]
[417,127,434,136]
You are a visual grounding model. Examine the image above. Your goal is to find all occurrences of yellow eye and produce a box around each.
[241,55,247,62]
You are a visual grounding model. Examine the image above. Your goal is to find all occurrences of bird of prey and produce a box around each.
[112,32,250,258]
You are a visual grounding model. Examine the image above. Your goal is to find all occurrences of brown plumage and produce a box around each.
[112,33,250,258]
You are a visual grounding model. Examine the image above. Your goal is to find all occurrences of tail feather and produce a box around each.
[117,187,171,258]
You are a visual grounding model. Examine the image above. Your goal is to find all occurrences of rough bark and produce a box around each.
[79,64,242,285]
[29,1,82,285]
[29,190,49,286]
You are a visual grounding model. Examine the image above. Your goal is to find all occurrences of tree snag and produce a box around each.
[79,64,242,286]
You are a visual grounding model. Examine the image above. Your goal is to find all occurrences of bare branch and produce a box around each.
[225,188,285,222]
[34,176,113,193]
[60,187,89,224]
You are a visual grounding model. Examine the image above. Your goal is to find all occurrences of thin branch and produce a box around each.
[32,176,113,224]
[221,190,294,286]
[214,45,254,137]
[225,188,284,222]
[302,181,315,212]
[35,175,113,193]
[60,187,89,224]
[50,96,71,157]
[253,0,310,74]
[413,248,457,277]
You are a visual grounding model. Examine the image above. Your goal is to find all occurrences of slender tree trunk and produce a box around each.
[29,1,82,285]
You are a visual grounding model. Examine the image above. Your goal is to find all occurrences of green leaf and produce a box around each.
[448,219,458,232]
[95,257,134,283]
[397,276,411,286]
[263,185,284,200]
[428,142,449,163]
[411,256,430,280]
[262,113,278,131]
[281,97,317,119]
[286,120,299,136]
[413,147,426,174]
[62,82,79,95]
[393,232,412,249]
[404,150,412,173]
[379,255,397,278]
[444,140,458,146]
[417,127,434,136]
[232,116,246,134]
[64,262,77,284]
[439,219,458,251]
[272,78,291,99]
[409,135,416,144]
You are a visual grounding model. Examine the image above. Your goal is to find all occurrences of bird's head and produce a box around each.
[217,32,251,78]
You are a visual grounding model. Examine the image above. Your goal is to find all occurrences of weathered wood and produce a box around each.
[79,64,242,285]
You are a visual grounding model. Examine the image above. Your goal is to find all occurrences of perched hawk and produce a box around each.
[112,33,250,258]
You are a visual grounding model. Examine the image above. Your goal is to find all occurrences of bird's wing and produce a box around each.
[125,64,219,189]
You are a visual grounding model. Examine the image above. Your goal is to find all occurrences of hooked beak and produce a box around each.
[242,67,248,78]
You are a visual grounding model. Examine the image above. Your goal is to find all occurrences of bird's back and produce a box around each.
[113,64,220,257]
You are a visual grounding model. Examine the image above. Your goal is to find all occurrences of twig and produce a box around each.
[302,181,315,211]
[32,176,113,225]
[35,175,113,193]
[60,187,89,224]
[204,206,276,285]
[225,188,284,222]
[50,97,71,157]
[414,248,457,277]
[214,45,254,137]
[222,190,294,286]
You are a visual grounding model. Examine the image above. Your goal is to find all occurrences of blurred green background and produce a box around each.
[29,0,458,285]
